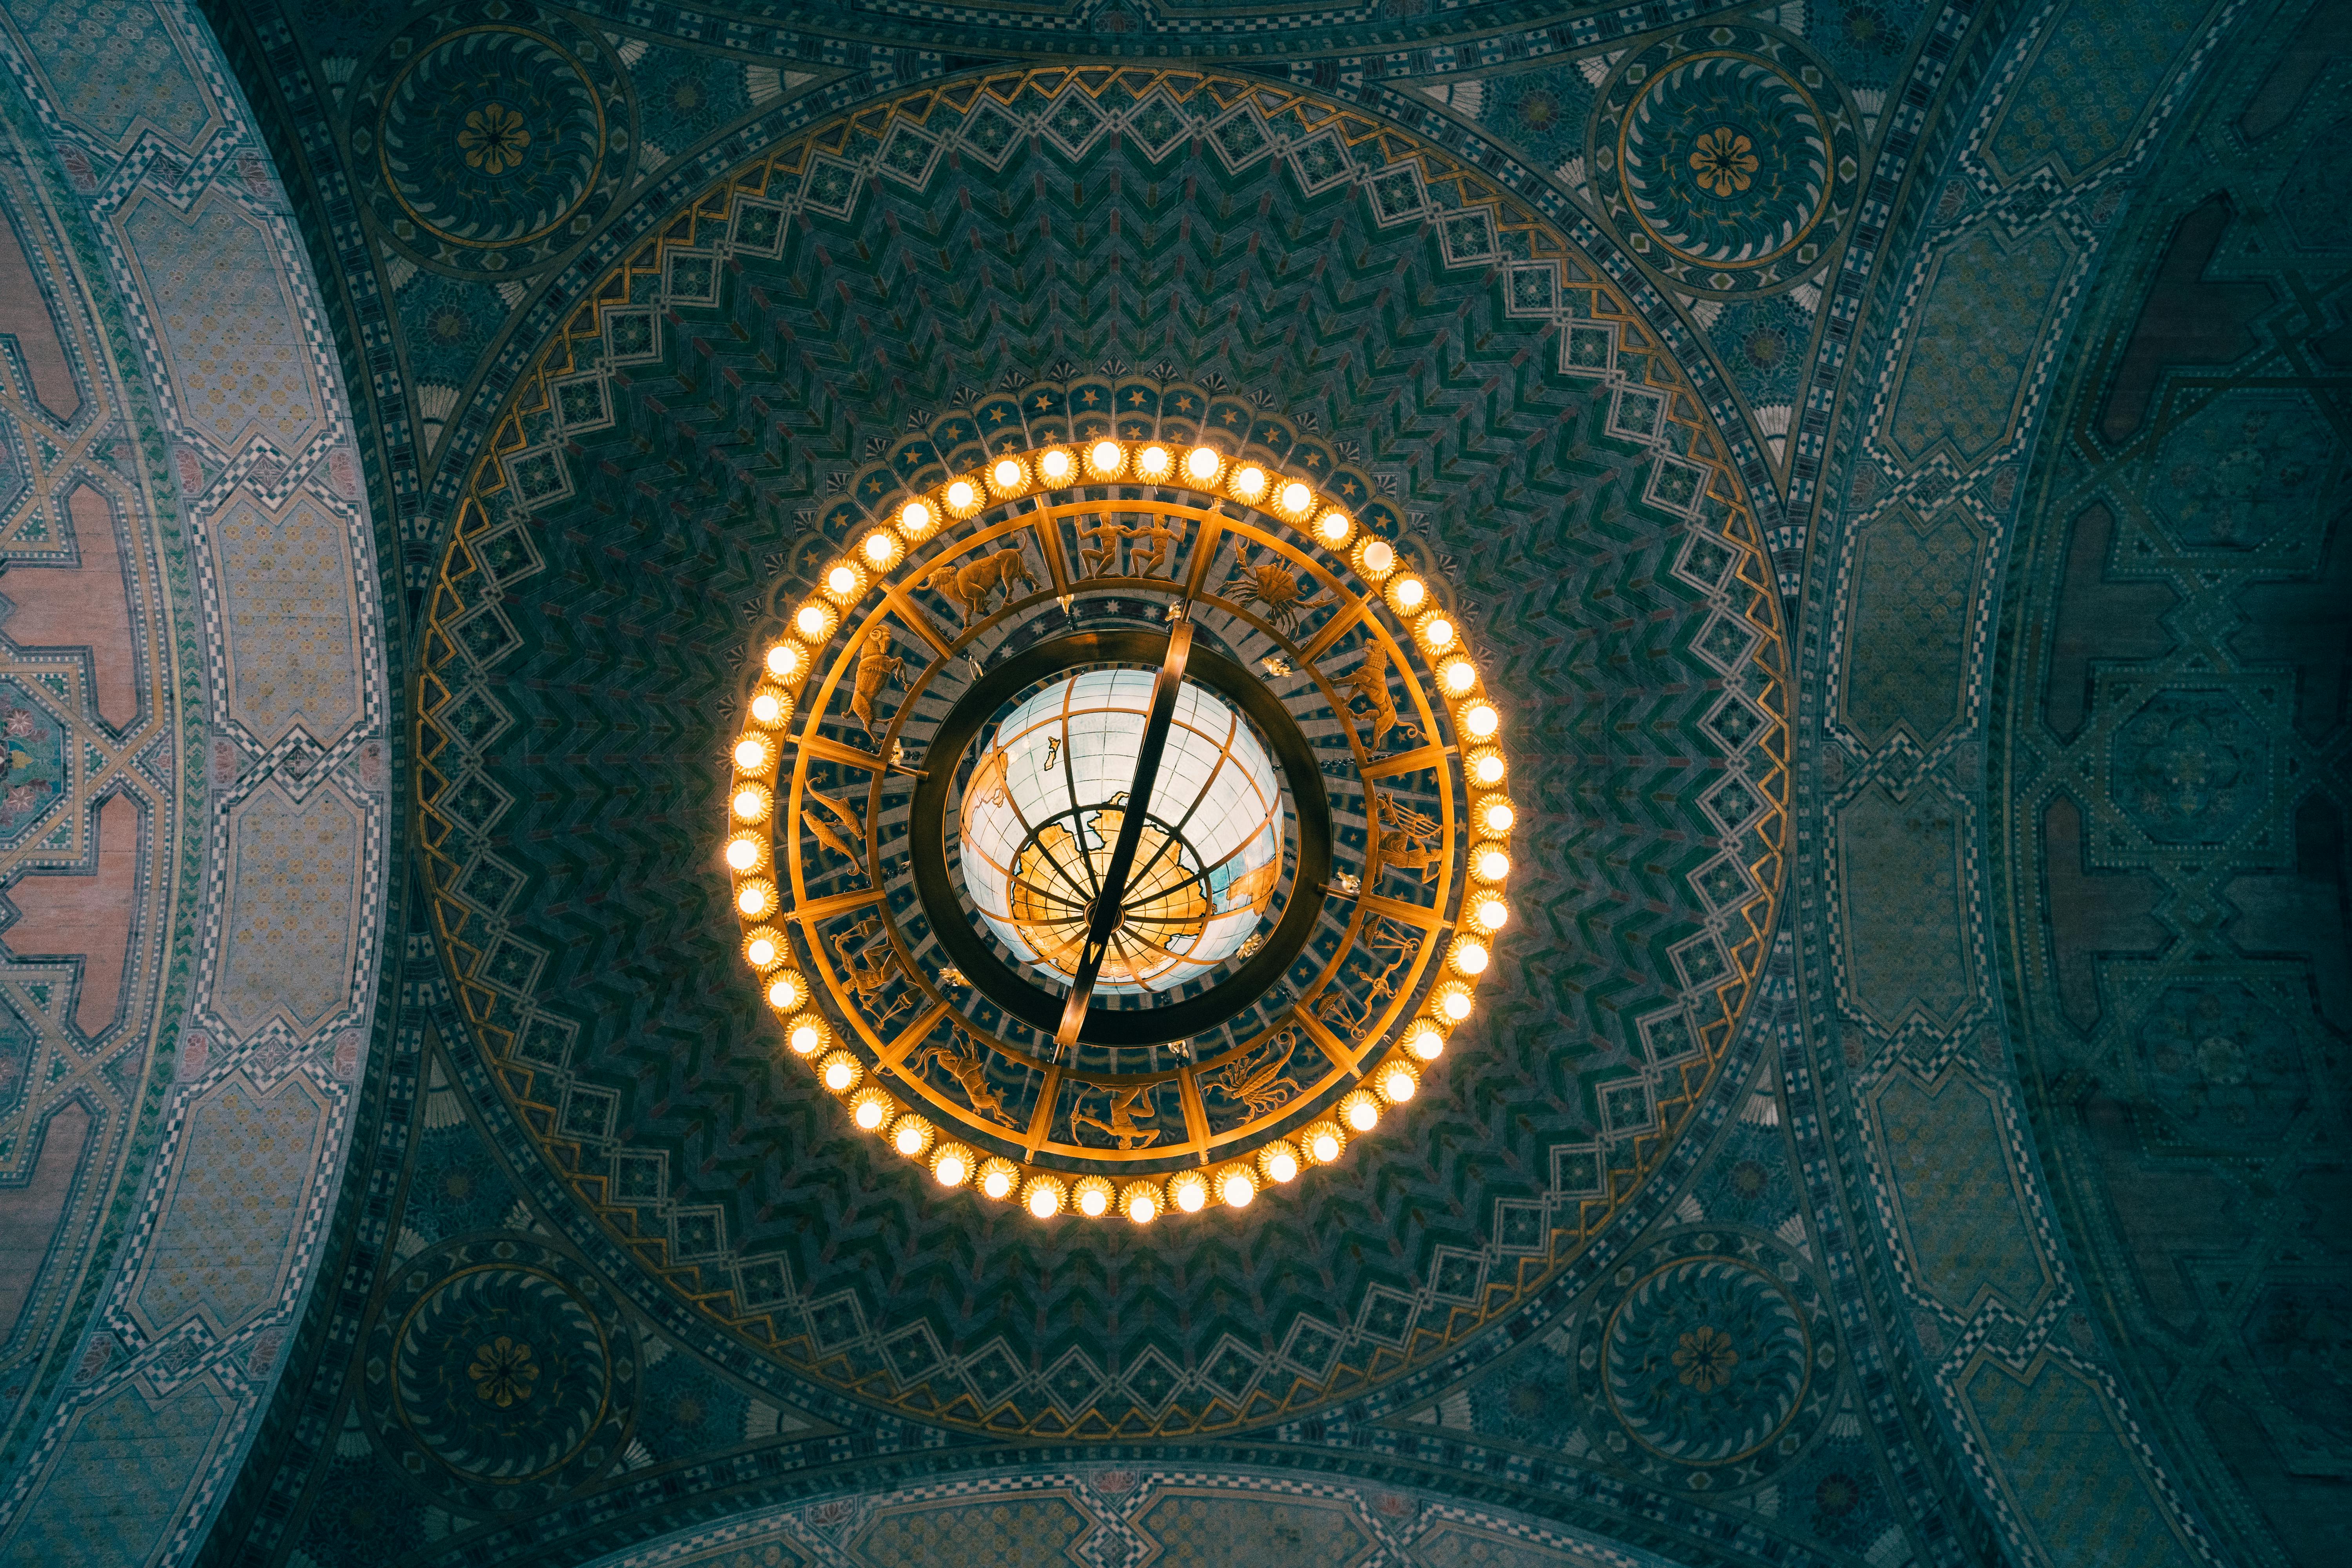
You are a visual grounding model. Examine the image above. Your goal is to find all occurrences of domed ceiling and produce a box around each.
[0,0,2336,1565]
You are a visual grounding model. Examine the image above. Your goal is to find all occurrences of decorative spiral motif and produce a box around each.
[1592,28,1862,297]
[364,1239,634,1509]
[1603,1256,1809,1462]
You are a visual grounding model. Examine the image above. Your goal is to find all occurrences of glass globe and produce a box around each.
[957,668,1282,994]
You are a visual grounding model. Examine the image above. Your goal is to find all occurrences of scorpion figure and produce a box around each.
[1198,1030,1303,1118]
[1331,643,1421,753]
[911,1027,1014,1126]
[1223,539,1329,632]
[1069,1083,1161,1150]
[1371,791,1445,885]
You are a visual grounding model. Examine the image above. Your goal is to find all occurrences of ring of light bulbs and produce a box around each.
[724,439,1514,1223]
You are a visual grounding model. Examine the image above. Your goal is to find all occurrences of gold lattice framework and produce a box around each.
[722,438,1517,1222]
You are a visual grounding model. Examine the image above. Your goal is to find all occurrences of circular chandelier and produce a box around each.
[722,439,1514,1222]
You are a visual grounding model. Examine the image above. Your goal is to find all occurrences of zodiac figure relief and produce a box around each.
[1361,915,1417,1001]
[1222,539,1329,632]
[834,914,912,1030]
[1371,791,1444,885]
[920,548,1039,622]
[1198,1030,1303,1118]
[849,628,906,740]
[911,1026,1016,1127]
[1332,643,1421,753]
[1124,518,1183,579]
[801,784,868,878]
[1069,1083,1161,1150]
[1078,517,1127,578]
[1310,984,1365,1038]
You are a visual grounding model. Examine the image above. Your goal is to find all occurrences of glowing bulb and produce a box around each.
[1419,615,1456,654]
[991,457,1025,492]
[1230,464,1267,500]
[826,563,860,597]
[933,1143,973,1187]
[1378,1061,1418,1103]
[1475,846,1511,882]
[1302,1121,1345,1164]
[853,1095,887,1131]
[980,1160,1018,1201]
[1472,894,1510,933]
[733,737,770,772]
[1438,985,1474,1024]
[863,530,898,567]
[732,786,770,822]
[1452,936,1491,976]
[1469,748,1506,788]
[743,933,779,968]
[765,642,802,680]
[1316,509,1352,545]
[787,1018,823,1054]
[726,838,762,871]
[1463,701,1500,740]
[1123,1181,1161,1224]
[820,1052,859,1093]
[1439,657,1477,696]
[945,479,978,513]
[1343,1092,1380,1133]
[898,499,933,535]
[1087,439,1124,477]
[736,881,774,917]
[1136,445,1172,479]
[1025,1177,1064,1218]
[1075,1177,1112,1218]
[893,1118,931,1157]
[1171,1171,1207,1212]
[1261,1143,1299,1184]
[1359,539,1396,578]
[1278,481,1313,517]
[1406,1023,1445,1062]
[1039,448,1073,483]
[750,691,785,726]
[768,974,806,1011]
[794,604,829,639]
[1186,446,1221,482]
[1391,575,1426,612]
[1220,1167,1256,1208]
[1481,798,1516,834]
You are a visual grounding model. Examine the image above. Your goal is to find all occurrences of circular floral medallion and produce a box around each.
[351,4,630,278]
[363,1238,634,1512]
[1573,1232,1833,1484]
[1592,27,1862,297]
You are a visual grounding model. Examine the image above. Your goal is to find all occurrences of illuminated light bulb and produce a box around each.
[786,1016,824,1055]
[1136,444,1173,479]
[945,479,980,515]
[1439,657,1477,697]
[850,1088,891,1131]
[726,837,764,872]
[749,690,788,727]
[898,499,933,536]
[1302,1120,1345,1164]
[1218,1164,1256,1209]
[1467,747,1507,788]
[1435,983,1475,1024]
[1357,538,1396,580]
[732,785,771,823]
[1405,1022,1446,1062]
[1390,574,1427,613]
[990,456,1027,495]
[1087,439,1125,478]
[1417,613,1456,653]
[862,529,899,568]
[1230,464,1267,501]
[1169,1171,1208,1213]
[892,1115,936,1159]
[1038,447,1074,484]
[932,1142,974,1187]
[741,928,782,969]
[818,1051,861,1094]
[733,735,771,773]
[1275,481,1312,517]
[766,969,808,1010]
[1185,446,1221,483]
[1451,935,1492,976]
[1258,1140,1301,1185]
[1472,893,1511,933]
[825,563,862,599]
[765,642,803,681]
[735,879,776,918]
[1479,796,1516,834]
[1377,1059,1419,1104]
[978,1158,1020,1201]
[1024,1175,1065,1218]
[1462,701,1501,740]
[1316,509,1352,546]
[1123,1180,1162,1224]
[794,603,832,640]
[1340,1090,1381,1134]
[1074,1176,1113,1218]
[1474,845,1512,883]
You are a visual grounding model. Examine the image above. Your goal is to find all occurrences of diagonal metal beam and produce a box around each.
[1053,620,1193,1051]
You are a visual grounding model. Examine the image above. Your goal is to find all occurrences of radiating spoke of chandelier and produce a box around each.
[1054,621,1194,1052]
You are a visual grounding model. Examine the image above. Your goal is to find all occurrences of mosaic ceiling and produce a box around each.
[0,0,2336,1564]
